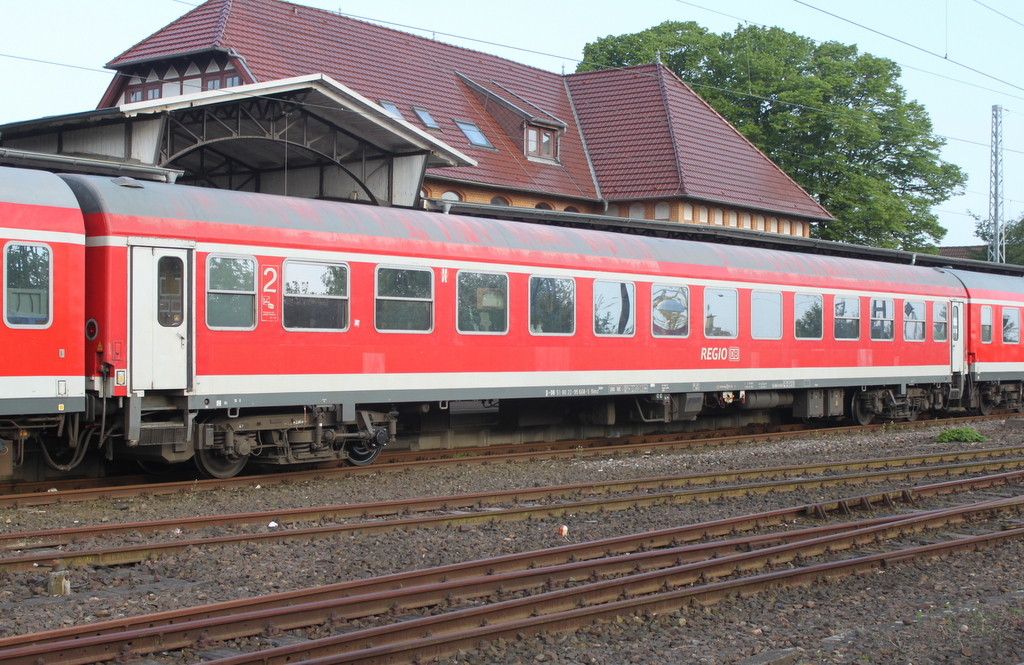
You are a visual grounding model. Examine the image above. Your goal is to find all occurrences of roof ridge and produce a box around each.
[653,63,688,198]
[656,65,831,218]
[213,0,234,48]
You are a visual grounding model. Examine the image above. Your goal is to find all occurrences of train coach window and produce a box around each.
[594,280,635,336]
[652,285,689,337]
[157,257,184,327]
[834,296,860,340]
[1003,307,1020,344]
[376,266,433,332]
[981,306,993,344]
[283,261,348,331]
[529,276,575,334]
[703,288,738,338]
[4,243,51,328]
[207,256,256,329]
[870,298,895,341]
[903,301,926,342]
[933,302,949,342]
[794,294,823,340]
[750,291,782,340]
[457,271,508,334]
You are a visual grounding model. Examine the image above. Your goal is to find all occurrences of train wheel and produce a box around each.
[344,440,383,466]
[194,448,248,479]
[967,387,994,416]
[850,390,874,426]
[905,408,919,422]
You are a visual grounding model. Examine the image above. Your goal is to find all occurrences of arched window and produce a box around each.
[741,213,751,229]
[713,209,724,226]
[783,219,791,235]
[564,206,580,213]
[606,204,620,217]
[535,202,552,210]
[420,188,430,199]
[683,203,693,222]
[441,191,462,202]
[490,196,510,206]
[769,217,779,233]
[728,211,738,227]
[756,215,765,231]
[628,203,645,219]
[699,207,709,224]
[654,202,670,220]
[795,221,804,236]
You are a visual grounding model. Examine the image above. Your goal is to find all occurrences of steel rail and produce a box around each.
[1,490,1021,665]
[2,461,1024,574]
[4,446,1024,552]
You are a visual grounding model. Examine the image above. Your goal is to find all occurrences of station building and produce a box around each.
[1,0,832,236]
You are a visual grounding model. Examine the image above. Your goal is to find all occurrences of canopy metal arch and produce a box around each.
[159,91,409,203]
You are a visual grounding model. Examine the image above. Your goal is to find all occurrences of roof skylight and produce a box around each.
[454,120,492,148]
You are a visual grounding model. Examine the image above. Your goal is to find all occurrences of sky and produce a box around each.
[2,0,1021,248]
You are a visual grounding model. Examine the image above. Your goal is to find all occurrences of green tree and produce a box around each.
[578,22,966,251]
[974,214,1024,265]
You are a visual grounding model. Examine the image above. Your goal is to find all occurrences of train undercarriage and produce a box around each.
[2,379,1022,482]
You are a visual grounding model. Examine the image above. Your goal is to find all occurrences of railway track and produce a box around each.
[0,413,1008,508]
[0,468,1020,665]
[2,448,1024,572]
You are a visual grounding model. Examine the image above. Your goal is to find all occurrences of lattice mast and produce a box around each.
[989,104,1005,263]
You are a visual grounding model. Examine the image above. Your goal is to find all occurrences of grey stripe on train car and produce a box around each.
[0,166,82,210]
[58,174,967,290]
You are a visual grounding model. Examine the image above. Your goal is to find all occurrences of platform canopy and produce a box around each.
[0,74,475,207]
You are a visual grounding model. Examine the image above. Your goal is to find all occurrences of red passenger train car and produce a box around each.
[0,168,85,476]
[2,166,1022,479]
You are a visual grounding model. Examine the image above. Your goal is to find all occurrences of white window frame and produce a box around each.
[528,275,576,336]
[374,265,434,334]
[593,280,636,338]
[205,253,257,331]
[750,290,782,340]
[903,300,926,342]
[281,259,350,333]
[3,241,53,330]
[456,270,508,336]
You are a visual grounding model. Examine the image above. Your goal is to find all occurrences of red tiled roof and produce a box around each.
[566,64,831,219]
[104,0,832,219]
[107,0,234,67]
[939,245,987,260]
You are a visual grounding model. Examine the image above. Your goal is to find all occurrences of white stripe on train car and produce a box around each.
[0,227,84,245]
[194,365,951,396]
[0,376,86,399]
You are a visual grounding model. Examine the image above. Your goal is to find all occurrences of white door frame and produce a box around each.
[130,243,193,391]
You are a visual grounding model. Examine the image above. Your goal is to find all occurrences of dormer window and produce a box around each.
[526,125,557,161]
[412,107,440,130]
[379,101,402,118]
[454,121,492,148]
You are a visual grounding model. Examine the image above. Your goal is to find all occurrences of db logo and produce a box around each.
[700,347,741,361]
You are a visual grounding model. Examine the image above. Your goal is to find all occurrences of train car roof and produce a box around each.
[947,268,1024,298]
[0,166,83,210]
[60,173,971,292]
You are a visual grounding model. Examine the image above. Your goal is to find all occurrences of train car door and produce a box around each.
[130,244,192,391]
[949,299,966,399]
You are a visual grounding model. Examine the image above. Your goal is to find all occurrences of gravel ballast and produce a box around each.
[1,421,1022,664]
